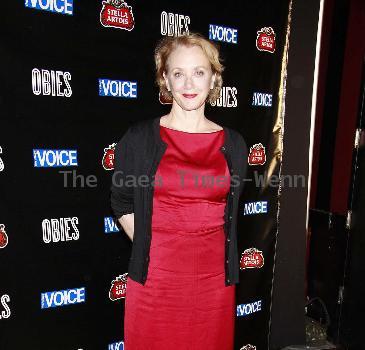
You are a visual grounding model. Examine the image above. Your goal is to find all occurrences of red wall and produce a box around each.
[330,0,365,214]
[310,0,365,214]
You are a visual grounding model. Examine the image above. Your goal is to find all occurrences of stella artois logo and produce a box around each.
[0,224,8,249]
[100,0,135,31]
[102,143,117,170]
[159,91,172,105]
[240,345,257,350]
[109,273,128,300]
[240,248,264,270]
[248,143,266,165]
[256,27,276,53]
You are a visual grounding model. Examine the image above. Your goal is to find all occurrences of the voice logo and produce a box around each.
[25,0,73,15]
[41,287,86,309]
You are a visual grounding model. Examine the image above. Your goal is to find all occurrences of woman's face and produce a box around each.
[163,45,216,111]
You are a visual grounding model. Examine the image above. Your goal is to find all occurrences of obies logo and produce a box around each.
[248,143,266,166]
[240,248,264,270]
[0,224,8,249]
[256,27,276,53]
[33,149,78,167]
[100,0,135,31]
[0,146,4,172]
[0,294,11,320]
[32,68,72,97]
[102,143,116,170]
[210,87,238,108]
[161,11,190,36]
[41,287,86,309]
[42,217,79,243]
[104,217,120,233]
[109,273,128,300]
[241,345,257,350]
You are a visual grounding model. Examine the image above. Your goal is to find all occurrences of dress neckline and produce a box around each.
[160,124,224,134]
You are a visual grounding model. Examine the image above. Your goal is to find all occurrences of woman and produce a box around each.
[111,32,248,350]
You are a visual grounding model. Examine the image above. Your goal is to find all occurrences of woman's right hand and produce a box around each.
[118,213,134,241]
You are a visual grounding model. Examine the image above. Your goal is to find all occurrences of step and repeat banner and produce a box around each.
[0,1,291,349]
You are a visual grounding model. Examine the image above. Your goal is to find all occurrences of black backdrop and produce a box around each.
[0,1,292,349]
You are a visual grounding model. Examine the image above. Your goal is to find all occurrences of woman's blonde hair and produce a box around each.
[154,32,224,104]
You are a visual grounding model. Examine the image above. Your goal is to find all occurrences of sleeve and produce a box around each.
[110,127,135,220]
[238,133,249,197]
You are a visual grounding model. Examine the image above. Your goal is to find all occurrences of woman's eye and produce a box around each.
[196,71,204,76]
[174,72,182,78]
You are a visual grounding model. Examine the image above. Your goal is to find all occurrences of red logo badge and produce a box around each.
[102,143,116,170]
[256,27,276,53]
[240,248,264,270]
[100,0,135,31]
[0,224,8,249]
[248,143,266,165]
[109,273,128,301]
[159,92,172,105]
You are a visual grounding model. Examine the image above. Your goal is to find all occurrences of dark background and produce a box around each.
[0,1,297,349]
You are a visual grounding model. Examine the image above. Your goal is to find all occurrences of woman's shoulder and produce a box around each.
[121,117,156,140]
[224,126,247,150]
[115,118,153,147]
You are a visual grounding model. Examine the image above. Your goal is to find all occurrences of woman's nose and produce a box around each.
[184,76,193,89]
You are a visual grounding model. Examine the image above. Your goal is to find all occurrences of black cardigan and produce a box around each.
[110,116,248,286]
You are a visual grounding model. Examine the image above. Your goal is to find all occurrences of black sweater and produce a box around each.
[110,116,248,286]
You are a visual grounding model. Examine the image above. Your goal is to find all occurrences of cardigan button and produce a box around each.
[227,237,231,242]
[229,215,232,220]
[231,191,234,195]
[226,259,229,264]
[226,279,230,283]
[221,146,226,151]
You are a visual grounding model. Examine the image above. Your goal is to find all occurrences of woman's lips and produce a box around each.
[182,94,198,99]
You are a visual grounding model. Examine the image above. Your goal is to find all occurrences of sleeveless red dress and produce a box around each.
[124,124,235,350]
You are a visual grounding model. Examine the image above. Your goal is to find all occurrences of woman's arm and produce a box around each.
[118,213,134,241]
[110,127,135,240]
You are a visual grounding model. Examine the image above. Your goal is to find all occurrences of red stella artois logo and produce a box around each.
[248,143,266,165]
[102,143,116,170]
[100,0,135,31]
[159,91,172,105]
[240,248,264,270]
[0,224,8,249]
[109,273,128,300]
[241,345,257,350]
[256,27,276,53]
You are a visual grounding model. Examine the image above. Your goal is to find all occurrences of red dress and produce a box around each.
[124,125,235,350]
